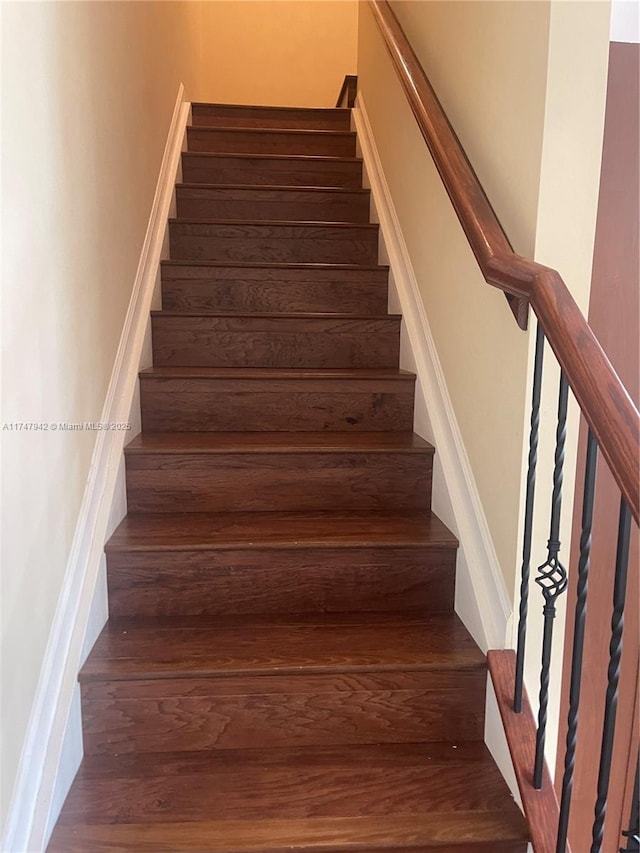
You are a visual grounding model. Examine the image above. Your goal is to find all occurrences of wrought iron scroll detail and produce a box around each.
[533,372,569,789]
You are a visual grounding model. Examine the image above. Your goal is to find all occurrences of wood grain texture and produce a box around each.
[105,509,456,552]
[123,452,431,515]
[105,509,457,617]
[54,742,518,823]
[124,432,433,513]
[191,103,352,130]
[168,220,379,265]
[186,127,357,157]
[181,152,363,188]
[487,650,564,853]
[106,546,455,617]
[370,0,639,521]
[161,263,388,314]
[140,367,415,431]
[151,314,400,369]
[175,184,371,224]
[49,813,528,852]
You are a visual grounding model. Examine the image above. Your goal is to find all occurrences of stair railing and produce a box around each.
[367,3,639,852]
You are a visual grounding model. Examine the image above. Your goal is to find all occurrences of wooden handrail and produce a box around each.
[369,0,639,524]
[335,74,358,109]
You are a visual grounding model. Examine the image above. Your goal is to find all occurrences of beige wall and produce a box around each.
[358,0,609,605]
[0,0,204,831]
[195,1,358,107]
[358,0,550,594]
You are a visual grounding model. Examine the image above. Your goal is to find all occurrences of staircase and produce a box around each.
[48,102,528,852]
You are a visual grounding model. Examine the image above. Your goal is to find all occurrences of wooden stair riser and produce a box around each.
[80,669,486,755]
[187,128,357,157]
[191,104,352,131]
[175,186,371,224]
[124,449,433,513]
[169,221,379,265]
[161,265,388,314]
[140,375,414,432]
[151,315,400,369]
[181,153,363,188]
[107,546,456,618]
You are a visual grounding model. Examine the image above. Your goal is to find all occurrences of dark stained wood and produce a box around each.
[106,546,455,617]
[81,613,484,679]
[487,650,564,853]
[55,742,518,823]
[49,813,528,852]
[106,511,457,617]
[369,0,639,522]
[181,151,363,188]
[168,220,379,265]
[191,102,352,130]
[175,184,371,223]
[336,74,358,109]
[186,127,357,157]
[47,97,529,853]
[123,432,433,513]
[161,260,387,314]
[106,508,455,551]
[151,314,400,370]
[139,367,415,432]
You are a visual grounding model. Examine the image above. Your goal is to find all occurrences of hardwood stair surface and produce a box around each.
[48,99,528,852]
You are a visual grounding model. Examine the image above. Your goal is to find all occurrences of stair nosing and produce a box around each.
[187,125,356,138]
[169,217,378,229]
[150,311,401,320]
[139,367,415,379]
[160,260,389,271]
[191,102,350,114]
[176,183,371,195]
[105,511,458,554]
[182,151,362,164]
[123,433,435,456]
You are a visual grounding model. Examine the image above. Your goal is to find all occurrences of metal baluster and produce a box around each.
[533,372,570,789]
[556,430,598,851]
[619,755,639,852]
[515,323,545,713]
[591,498,633,852]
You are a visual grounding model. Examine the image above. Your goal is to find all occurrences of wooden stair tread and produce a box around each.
[191,102,351,114]
[52,743,526,834]
[183,151,362,163]
[50,813,528,852]
[186,125,357,138]
[176,182,371,194]
[169,217,377,228]
[124,431,434,455]
[161,260,388,271]
[152,311,400,320]
[106,510,457,552]
[80,612,484,681]
[140,366,414,380]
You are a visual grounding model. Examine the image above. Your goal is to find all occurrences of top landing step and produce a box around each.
[191,102,352,131]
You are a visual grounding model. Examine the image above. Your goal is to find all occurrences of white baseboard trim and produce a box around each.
[352,94,511,653]
[1,83,190,853]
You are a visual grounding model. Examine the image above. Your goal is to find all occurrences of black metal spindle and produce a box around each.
[556,430,599,851]
[620,755,639,852]
[533,372,570,789]
[515,323,545,713]
[591,498,633,852]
